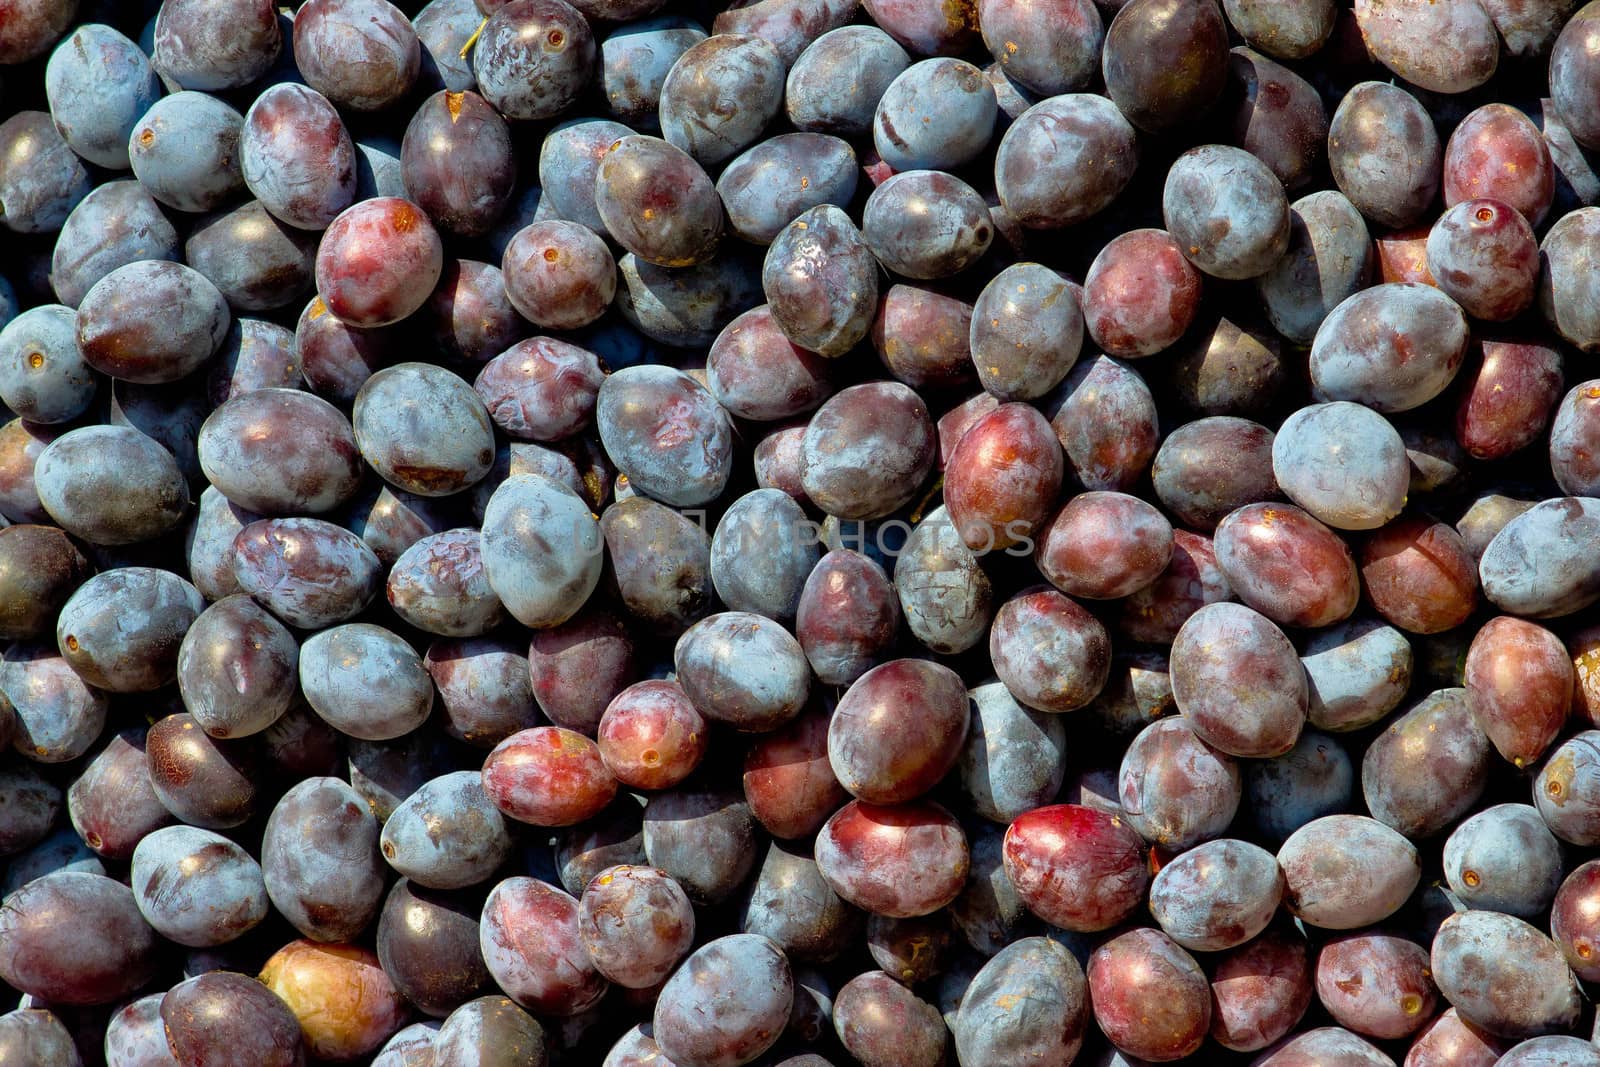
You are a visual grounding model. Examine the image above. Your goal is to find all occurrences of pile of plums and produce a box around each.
[9,0,1600,1064]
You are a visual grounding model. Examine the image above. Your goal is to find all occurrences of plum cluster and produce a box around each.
[6,0,1600,1065]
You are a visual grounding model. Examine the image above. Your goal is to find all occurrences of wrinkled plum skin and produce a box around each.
[233,517,383,629]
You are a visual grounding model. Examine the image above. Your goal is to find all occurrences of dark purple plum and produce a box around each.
[527,607,637,733]
[1256,190,1372,344]
[1164,144,1290,280]
[426,634,538,748]
[639,790,759,905]
[161,971,304,1067]
[295,296,396,404]
[424,259,528,362]
[597,680,706,789]
[1048,355,1159,492]
[601,18,708,129]
[0,0,76,64]
[1118,717,1241,851]
[263,776,386,944]
[1213,502,1358,628]
[795,549,898,686]
[146,712,261,829]
[76,260,229,384]
[199,389,362,515]
[786,26,908,135]
[294,0,419,111]
[990,589,1110,713]
[480,876,608,1017]
[1171,602,1306,759]
[1537,732,1600,846]
[1328,82,1441,229]
[402,91,516,238]
[832,970,946,1067]
[1362,688,1490,839]
[0,872,161,1005]
[376,879,490,1017]
[970,262,1083,401]
[674,611,810,732]
[863,171,992,280]
[433,995,548,1066]
[707,308,835,423]
[233,517,383,629]
[473,0,595,121]
[996,94,1137,228]
[578,865,694,988]
[1101,0,1228,132]
[178,595,298,740]
[0,641,108,763]
[241,84,357,231]
[743,706,848,840]
[68,728,171,860]
[184,201,317,313]
[600,496,713,636]
[597,365,733,507]
[55,567,202,692]
[483,726,618,827]
[1246,729,1354,843]
[652,935,791,1067]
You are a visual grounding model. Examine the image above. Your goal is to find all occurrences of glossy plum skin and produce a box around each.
[743,706,849,840]
[1049,355,1159,492]
[1102,0,1229,133]
[316,199,445,329]
[479,876,608,1017]
[294,0,420,112]
[1279,815,1421,930]
[161,972,305,1067]
[795,549,898,686]
[1037,491,1172,600]
[233,517,383,629]
[1406,1007,1512,1067]
[1088,928,1212,1062]
[829,658,968,804]
[1171,602,1307,759]
[833,970,947,1067]
[0,873,161,1006]
[706,308,835,424]
[76,259,229,385]
[403,90,517,239]
[502,222,616,331]
[673,611,810,731]
[970,263,1084,401]
[1360,517,1478,635]
[1214,503,1358,629]
[1085,229,1202,358]
[945,403,1063,552]
[1464,616,1572,768]
[1458,340,1564,461]
[1003,804,1149,932]
[814,799,968,917]
[1363,688,1491,839]
[199,389,362,516]
[1443,104,1555,226]
[483,727,618,827]
[260,940,410,1060]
